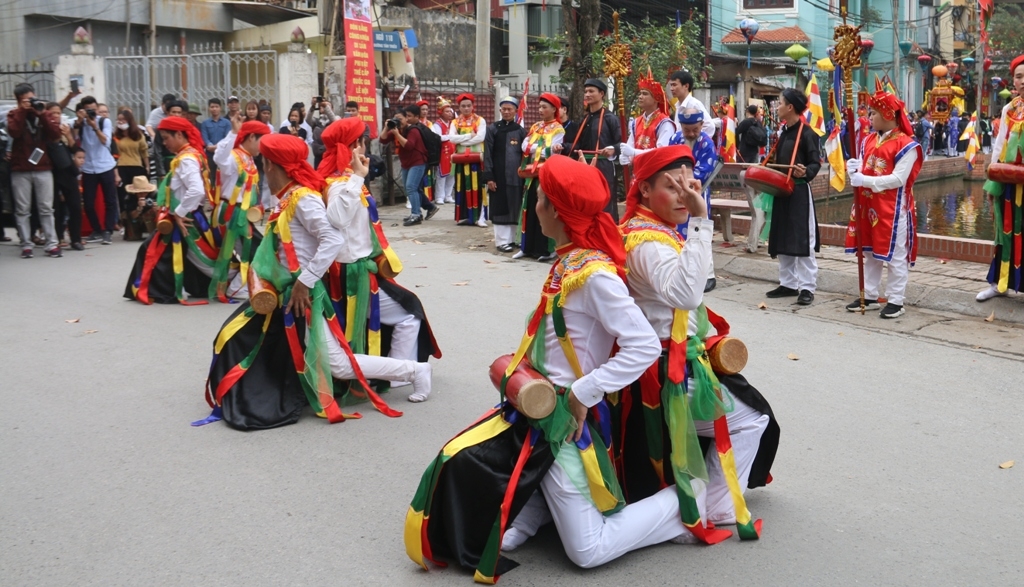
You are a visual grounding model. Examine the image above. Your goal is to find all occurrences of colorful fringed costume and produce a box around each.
[210,146,263,302]
[450,109,488,224]
[517,118,563,258]
[983,95,1024,293]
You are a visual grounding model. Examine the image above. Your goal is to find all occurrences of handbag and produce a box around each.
[47,141,73,170]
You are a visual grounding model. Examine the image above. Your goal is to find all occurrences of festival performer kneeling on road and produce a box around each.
[124,116,245,304]
[844,91,923,319]
[405,155,701,583]
[319,117,441,403]
[201,134,427,431]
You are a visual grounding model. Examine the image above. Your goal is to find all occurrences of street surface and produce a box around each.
[2,207,1023,586]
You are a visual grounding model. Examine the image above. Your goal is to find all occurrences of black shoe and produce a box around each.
[879,303,905,319]
[85,233,103,243]
[537,253,558,263]
[70,242,84,251]
[403,215,423,226]
[497,243,515,253]
[766,285,799,298]
[795,290,814,305]
[456,219,471,226]
[101,231,112,244]
[846,298,881,312]
[425,207,439,221]
[704,278,717,293]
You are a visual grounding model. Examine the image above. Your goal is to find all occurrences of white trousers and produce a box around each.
[864,209,910,306]
[777,189,818,292]
[434,171,455,203]
[693,387,770,524]
[378,289,420,362]
[317,315,417,382]
[493,224,516,247]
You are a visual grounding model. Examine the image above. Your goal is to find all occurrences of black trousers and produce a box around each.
[53,168,82,244]
[83,168,119,233]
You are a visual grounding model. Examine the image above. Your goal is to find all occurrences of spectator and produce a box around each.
[226,96,240,120]
[243,100,260,122]
[307,97,338,168]
[114,108,149,239]
[153,101,185,175]
[201,98,230,176]
[97,103,110,119]
[75,95,119,245]
[258,105,274,133]
[736,104,766,164]
[186,103,202,128]
[281,102,313,145]
[46,102,83,251]
[146,93,177,137]
[7,83,63,258]
[279,108,309,141]
[380,105,438,226]
[344,100,371,145]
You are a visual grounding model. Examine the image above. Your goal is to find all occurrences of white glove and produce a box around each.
[849,172,864,187]
[619,142,634,159]
[845,158,861,174]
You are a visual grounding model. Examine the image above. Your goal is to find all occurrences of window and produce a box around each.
[743,0,794,9]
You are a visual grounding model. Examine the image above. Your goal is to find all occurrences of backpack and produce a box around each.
[913,120,925,141]
[744,122,768,148]
[414,123,442,167]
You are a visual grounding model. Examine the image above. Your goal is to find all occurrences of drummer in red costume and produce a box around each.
[844,91,923,319]
[430,97,456,205]
[618,68,676,168]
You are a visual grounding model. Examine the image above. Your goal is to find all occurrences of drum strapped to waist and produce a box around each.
[375,254,399,280]
[706,336,748,375]
[488,353,557,420]
[746,120,805,198]
[248,267,279,315]
[246,205,264,223]
[452,152,483,165]
[155,208,174,235]
[517,160,543,179]
[986,162,1024,184]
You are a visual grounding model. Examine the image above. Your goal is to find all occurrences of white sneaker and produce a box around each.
[434,199,445,205]
[476,220,488,228]
[669,531,700,545]
[405,200,412,209]
[408,362,433,402]
[976,285,1003,302]
[512,250,525,259]
[501,528,528,552]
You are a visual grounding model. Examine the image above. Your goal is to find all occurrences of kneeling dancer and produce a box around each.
[202,134,427,430]
[406,156,697,582]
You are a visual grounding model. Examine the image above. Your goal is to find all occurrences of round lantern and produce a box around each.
[785,44,810,63]
[984,57,992,72]
[739,18,760,69]
[999,88,1012,100]
[859,38,875,60]
[946,61,958,75]
[962,56,975,68]
[991,76,1002,89]
[932,64,948,78]
[917,54,932,73]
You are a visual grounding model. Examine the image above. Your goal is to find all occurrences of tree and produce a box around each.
[989,4,1024,72]
[562,0,602,121]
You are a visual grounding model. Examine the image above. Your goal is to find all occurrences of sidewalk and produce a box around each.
[714,234,1024,325]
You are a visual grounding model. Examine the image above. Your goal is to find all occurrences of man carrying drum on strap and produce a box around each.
[844,91,923,319]
[614,145,778,544]
[202,134,429,431]
[670,107,719,292]
[406,156,702,582]
[124,116,244,305]
[447,93,488,227]
[619,68,676,170]
[209,117,270,303]
[319,117,441,403]
[559,78,622,222]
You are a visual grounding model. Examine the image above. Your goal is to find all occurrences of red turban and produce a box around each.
[869,91,913,137]
[317,117,365,177]
[234,120,270,149]
[258,134,325,194]
[623,145,695,222]
[456,93,475,105]
[539,93,561,111]
[538,156,626,270]
[1012,55,1024,77]
[415,99,429,108]
[157,116,205,155]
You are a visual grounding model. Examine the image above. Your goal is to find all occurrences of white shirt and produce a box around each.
[170,156,206,217]
[446,115,487,147]
[277,187,344,289]
[213,132,246,204]
[991,102,1013,164]
[849,130,920,212]
[431,119,453,142]
[325,175,373,263]
[675,93,716,138]
[626,217,714,339]
[619,113,677,165]
[540,269,661,408]
[146,106,165,131]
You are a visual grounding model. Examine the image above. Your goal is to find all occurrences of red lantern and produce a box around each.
[953,74,962,82]
[983,57,992,72]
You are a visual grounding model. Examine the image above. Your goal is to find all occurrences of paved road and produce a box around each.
[2,214,1023,586]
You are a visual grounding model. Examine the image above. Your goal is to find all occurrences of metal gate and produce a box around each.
[105,44,277,119]
[0,63,56,102]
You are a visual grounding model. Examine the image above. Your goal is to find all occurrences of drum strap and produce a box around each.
[569,108,605,167]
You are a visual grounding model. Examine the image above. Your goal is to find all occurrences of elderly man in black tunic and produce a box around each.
[557,78,622,221]
[482,96,526,252]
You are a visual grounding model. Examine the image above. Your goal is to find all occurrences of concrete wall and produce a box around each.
[378,6,476,83]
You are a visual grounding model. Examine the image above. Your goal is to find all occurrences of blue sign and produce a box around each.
[373,29,418,52]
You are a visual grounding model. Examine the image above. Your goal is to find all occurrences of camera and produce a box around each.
[29,98,45,112]
[86,108,97,119]
[386,117,401,129]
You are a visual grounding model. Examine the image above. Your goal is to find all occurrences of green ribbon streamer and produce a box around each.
[345,258,378,355]
[686,305,733,422]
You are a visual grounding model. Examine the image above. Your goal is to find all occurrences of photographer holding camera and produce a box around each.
[7,83,62,258]
[380,106,438,226]
[74,96,120,244]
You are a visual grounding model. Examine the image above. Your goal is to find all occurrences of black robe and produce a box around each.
[768,121,821,258]
[565,108,622,221]
[482,120,525,225]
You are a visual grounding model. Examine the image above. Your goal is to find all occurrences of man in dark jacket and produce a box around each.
[7,83,62,258]
[482,96,526,252]
[557,78,622,221]
[735,104,764,164]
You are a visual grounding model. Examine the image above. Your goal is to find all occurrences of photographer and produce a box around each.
[7,83,62,258]
[75,96,119,245]
[380,106,437,226]
[307,96,338,169]
[46,102,84,251]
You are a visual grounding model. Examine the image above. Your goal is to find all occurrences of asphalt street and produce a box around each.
[2,213,1023,587]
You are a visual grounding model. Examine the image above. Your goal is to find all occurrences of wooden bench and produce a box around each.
[710,198,751,242]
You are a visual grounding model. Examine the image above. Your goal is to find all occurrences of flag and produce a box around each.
[825,125,846,191]
[721,95,737,163]
[831,64,844,123]
[804,77,826,137]
[961,111,980,170]
[515,77,529,126]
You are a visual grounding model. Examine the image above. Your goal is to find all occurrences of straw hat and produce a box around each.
[125,176,157,193]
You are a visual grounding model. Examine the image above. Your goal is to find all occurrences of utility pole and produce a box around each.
[475,0,491,90]
[892,0,900,95]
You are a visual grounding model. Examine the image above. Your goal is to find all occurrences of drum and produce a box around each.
[744,166,794,198]
[452,152,483,165]
[246,205,264,223]
[248,267,279,315]
[375,254,399,280]
[155,208,174,235]
[986,162,1024,184]
[707,336,748,375]
[517,161,542,179]
[488,354,557,419]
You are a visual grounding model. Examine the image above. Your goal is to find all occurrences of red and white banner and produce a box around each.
[344,0,378,138]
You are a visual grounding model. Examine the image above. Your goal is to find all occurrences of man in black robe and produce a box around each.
[483,96,526,252]
[557,79,622,221]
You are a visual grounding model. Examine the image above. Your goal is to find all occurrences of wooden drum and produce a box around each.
[155,208,174,235]
[986,162,1024,184]
[375,254,399,280]
[452,152,483,165]
[488,354,557,419]
[248,267,279,315]
[246,205,264,223]
[744,166,794,198]
[707,336,748,376]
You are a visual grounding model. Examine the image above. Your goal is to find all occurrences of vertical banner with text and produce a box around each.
[344,0,378,138]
